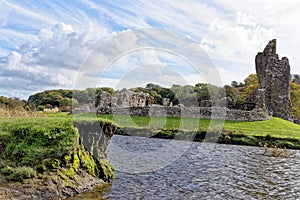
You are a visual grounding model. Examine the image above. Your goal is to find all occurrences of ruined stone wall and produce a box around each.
[94,91,270,121]
[255,39,293,121]
[98,91,153,108]
[106,106,270,121]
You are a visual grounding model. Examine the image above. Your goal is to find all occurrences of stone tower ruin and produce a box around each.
[255,39,293,121]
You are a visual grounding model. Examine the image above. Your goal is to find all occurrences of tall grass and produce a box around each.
[0,105,41,117]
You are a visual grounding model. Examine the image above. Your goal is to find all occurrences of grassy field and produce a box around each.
[94,114,300,139]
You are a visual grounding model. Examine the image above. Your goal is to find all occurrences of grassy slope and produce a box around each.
[0,115,116,198]
[224,118,300,139]
[0,117,77,168]
[95,114,300,139]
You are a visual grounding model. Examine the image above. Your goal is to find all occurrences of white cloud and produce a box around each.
[199,13,275,65]
[1,0,300,99]
[211,0,300,73]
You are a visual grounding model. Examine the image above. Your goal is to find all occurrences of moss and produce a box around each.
[63,154,71,164]
[98,159,115,182]
[61,167,75,177]
[78,145,96,175]
[72,153,80,170]
[37,158,61,173]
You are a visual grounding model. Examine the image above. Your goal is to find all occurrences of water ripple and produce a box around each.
[73,135,300,199]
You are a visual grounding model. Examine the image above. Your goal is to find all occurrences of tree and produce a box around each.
[72,98,79,108]
[244,74,258,86]
[241,74,259,101]
[96,87,114,95]
[292,74,300,84]
[291,82,300,119]
[130,87,149,93]
[194,83,210,101]
[224,85,239,102]
[59,98,72,107]
[231,81,239,88]
[170,85,198,106]
[150,91,162,104]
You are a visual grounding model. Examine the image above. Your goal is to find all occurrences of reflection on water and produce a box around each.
[70,183,111,200]
[72,135,300,199]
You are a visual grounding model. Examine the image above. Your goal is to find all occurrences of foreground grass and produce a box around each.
[0,117,77,168]
[0,116,116,188]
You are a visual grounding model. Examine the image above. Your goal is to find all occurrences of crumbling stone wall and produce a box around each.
[95,91,112,114]
[108,106,270,121]
[116,91,153,107]
[95,91,153,114]
[255,39,293,121]
[162,98,172,106]
[93,90,270,121]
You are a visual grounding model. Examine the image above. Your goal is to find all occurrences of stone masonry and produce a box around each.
[94,90,270,121]
[95,91,154,114]
[255,39,293,121]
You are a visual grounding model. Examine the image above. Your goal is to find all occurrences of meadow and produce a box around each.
[94,114,300,139]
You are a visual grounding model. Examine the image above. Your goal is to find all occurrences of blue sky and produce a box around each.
[0,0,300,99]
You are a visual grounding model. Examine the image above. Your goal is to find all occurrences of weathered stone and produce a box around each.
[255,39,293,121]
[94,89,270,121]
[109,106,270,121]
[245,89,267,112]
[162,98,171,106]
[95,91,112,108]
[253,89,267,112]
[117,91,152,107]
[200,100,212,107]
[217,97,233,107]
[72,104,95,114]
[95,91,154,114]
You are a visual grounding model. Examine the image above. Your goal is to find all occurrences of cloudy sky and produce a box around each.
[0,0,300,99]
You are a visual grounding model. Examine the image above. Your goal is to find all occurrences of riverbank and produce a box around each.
[95,114,300,150]
[0,116,116,199]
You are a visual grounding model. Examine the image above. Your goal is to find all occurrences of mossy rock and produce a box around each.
[37,158,61,173]
[98,159,115,182]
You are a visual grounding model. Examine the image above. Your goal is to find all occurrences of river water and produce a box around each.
[72,135,300,199]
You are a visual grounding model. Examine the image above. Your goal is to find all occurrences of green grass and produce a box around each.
[95,114,210,130]
[95,114,300,139]
[0,116,116,183]
[0,117,78,167]
[224,118,300,139]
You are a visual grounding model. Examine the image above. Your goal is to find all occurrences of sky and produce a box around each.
[0,0,300,100]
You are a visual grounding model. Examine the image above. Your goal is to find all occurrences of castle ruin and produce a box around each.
[92,39,294,122]
[255,39,293,121]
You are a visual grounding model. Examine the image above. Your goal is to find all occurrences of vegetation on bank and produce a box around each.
[0,116,116,198]
[95,114,300,138]
[1,111,300,183]
[94,114,300,149]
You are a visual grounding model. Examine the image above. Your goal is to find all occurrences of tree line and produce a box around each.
[1,74,300,118]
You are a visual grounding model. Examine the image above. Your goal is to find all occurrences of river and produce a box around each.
[72,135,300,199]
